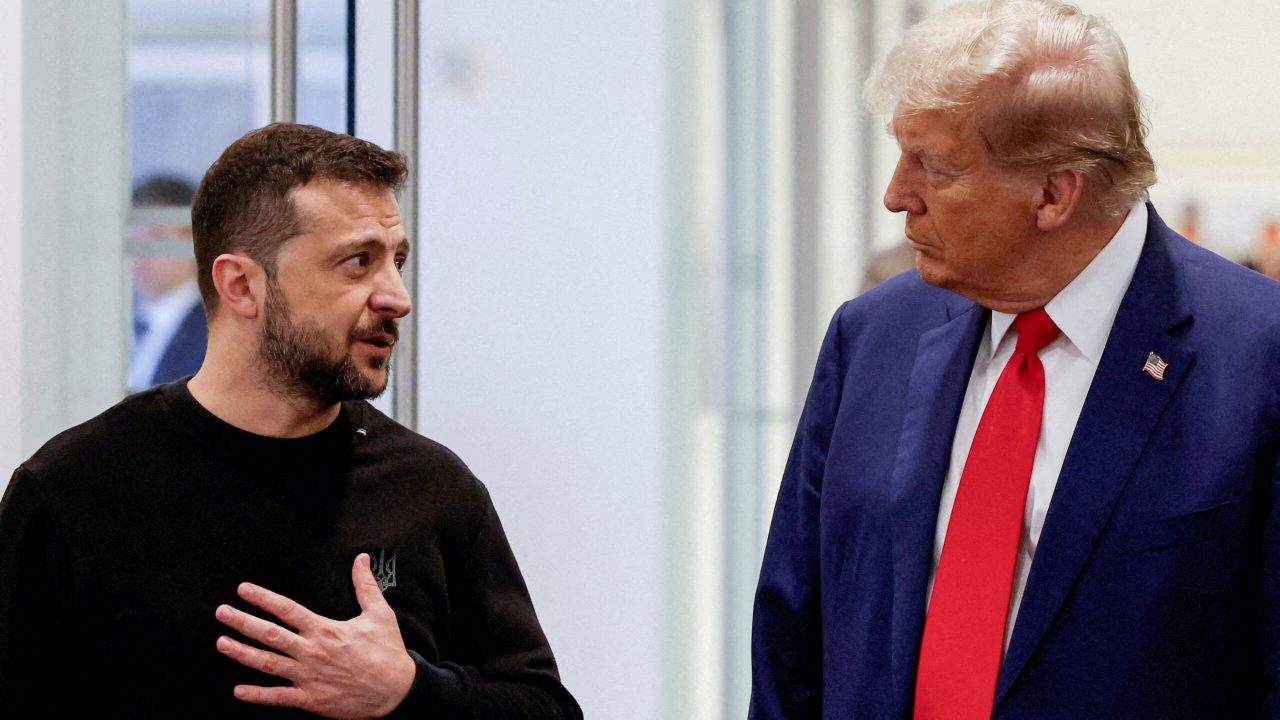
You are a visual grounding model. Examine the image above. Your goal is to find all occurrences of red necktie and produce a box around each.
[913,308,1060,720]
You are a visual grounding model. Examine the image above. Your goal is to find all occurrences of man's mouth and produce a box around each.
[356,335,395,349]
[905,230,933,252]
[353,318,399,350]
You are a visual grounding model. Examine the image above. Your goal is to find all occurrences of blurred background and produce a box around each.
[1,1,1277,718]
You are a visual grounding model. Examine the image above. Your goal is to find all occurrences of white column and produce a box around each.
[0,2,25,479]
[666,1,729,716]
[417,2,668,716]
[18,0,128,462]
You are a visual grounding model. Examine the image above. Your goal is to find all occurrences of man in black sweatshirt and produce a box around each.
[0,123,581,719]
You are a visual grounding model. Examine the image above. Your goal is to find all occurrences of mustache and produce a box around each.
[351,317,400,344]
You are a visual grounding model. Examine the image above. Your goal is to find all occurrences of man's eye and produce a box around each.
[394,256,407,272]
[343,254,369,269]
[924,166,954,185]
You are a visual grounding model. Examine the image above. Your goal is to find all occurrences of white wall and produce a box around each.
[2,1,127,485]
[1092,0,1280,261]
[0,3,24,476]
[416,3,667,717]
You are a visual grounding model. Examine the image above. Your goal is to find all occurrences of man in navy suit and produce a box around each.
[129,175,208,390]
[751,1,1280,718]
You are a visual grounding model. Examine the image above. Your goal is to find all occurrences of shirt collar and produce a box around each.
[987,201,1147,364]
[139,279,201,326]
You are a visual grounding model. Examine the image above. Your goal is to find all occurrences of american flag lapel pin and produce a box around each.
[1142,351,1168,381]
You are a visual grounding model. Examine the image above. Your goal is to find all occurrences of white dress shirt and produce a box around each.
[926,202,1148,648]
[128,279,202,392]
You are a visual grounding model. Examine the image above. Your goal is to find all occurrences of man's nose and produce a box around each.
[883,155,925,215]
[371,264,412,319]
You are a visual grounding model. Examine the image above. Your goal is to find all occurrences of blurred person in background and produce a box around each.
[0,123,581,719]
[1247,215,1280,281]
[752,1,1280,718]
[129,174,208,391]
[860,239,917,294]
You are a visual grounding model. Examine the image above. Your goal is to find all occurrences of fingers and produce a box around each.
[352,553,390,613]
[237,582,319,632]
[216,635,301,682]
[215,603,303,656]
[232,684,309,709]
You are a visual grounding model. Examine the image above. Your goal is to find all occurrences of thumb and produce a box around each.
[352,553,390,614]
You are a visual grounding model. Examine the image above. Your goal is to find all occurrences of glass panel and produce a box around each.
[127,183,205,392]
[126,0,267,392]
[129,0,268,194]
[298,0,351,133]
[125,0,352,393]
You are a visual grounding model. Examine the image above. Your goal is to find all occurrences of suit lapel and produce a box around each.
[888,293,986,714]
[995,208,1196,708]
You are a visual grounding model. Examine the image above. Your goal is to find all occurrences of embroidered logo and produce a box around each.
[373,548,397,592]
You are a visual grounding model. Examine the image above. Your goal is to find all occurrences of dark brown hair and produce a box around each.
[191,123,408,315]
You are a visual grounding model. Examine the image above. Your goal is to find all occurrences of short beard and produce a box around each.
[258,277,396,407]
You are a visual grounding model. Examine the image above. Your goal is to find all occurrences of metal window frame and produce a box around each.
[391,0,419,429]
[269,0,420,428]
[270,0,297,123]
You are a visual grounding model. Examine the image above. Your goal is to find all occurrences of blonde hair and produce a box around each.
[864,0,1155,215]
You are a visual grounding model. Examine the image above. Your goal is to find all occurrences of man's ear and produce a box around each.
[210,253,265,320]
[1034,168,1085,231]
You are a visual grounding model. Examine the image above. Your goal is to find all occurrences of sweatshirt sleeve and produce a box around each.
[0,466,70,711]
[385,485,582,720]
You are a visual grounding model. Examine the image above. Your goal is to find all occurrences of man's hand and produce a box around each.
[214,553,417,719]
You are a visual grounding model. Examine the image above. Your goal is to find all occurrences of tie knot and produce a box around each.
[1014,308,1059,355]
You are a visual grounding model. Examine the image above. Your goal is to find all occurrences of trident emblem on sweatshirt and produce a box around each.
[373,548,397,592]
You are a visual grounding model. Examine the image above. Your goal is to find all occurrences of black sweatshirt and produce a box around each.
[0,380,581,719]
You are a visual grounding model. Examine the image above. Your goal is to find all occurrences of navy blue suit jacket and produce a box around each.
[149,301,207,387]
[751,207,1280,719]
